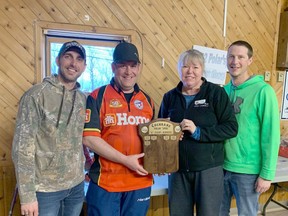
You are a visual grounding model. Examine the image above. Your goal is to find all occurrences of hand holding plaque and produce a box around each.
[138,118,182,174]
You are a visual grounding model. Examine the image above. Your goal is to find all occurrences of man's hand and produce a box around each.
[21,201,38,216]
[123,153,148,176]
[255,177,271,193]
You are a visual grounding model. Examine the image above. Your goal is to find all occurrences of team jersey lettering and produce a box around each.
[103,113,150,126]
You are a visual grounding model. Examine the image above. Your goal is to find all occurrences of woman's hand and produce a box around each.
[180,119,196,134]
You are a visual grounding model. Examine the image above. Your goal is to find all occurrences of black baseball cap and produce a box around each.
[113,42,140,63]
[58,41,86,60]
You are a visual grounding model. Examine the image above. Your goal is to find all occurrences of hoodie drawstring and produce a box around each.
[56,87,65,128]
[56,88,76,128]
[67,91,76,126]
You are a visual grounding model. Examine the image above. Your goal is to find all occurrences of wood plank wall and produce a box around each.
[0,0,288,215]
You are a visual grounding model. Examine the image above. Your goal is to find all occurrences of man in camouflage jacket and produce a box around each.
[12,41,87,216]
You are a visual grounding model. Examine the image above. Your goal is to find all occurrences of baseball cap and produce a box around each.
[113,42,140,63]
[58,41,86,60]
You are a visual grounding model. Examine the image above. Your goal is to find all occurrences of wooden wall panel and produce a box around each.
[21,0,54,21]
[0,0,288,215]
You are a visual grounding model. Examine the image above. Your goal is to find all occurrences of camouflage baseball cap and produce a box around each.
[58,41,86,60]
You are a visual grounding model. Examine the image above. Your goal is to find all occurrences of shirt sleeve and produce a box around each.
[83,94,101,137]
[190,127,201,140]
[12,93,40,204]
[199,86,238,142]
[259,85,280,180]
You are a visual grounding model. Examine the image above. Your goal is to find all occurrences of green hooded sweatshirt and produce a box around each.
[224,75,280,180]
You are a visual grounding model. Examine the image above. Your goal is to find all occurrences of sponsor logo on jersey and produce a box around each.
[104,113,117,126]
[109,99,123,108]
[134,100,143,110]
[104,113,150,126]
[85,109,91,123]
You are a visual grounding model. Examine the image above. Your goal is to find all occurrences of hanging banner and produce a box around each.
[193,45,228,85]
[281,70,288,119]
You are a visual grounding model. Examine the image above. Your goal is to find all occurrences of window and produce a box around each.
[46,31,126,93]
[34,21,142,93]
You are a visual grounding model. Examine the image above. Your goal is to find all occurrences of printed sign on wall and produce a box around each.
[281,70,288,119]
[193,45,228,85]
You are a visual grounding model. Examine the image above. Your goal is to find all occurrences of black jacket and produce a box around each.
[158,78,238,172]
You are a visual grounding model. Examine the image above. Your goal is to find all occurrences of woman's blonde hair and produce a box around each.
[177,49,205,75]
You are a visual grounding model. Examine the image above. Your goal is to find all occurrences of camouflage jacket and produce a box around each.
[12,75,86,204]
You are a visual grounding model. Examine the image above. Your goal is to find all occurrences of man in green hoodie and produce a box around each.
[219,40,280,216]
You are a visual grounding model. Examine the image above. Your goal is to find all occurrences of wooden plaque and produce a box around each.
[138,118,182,174]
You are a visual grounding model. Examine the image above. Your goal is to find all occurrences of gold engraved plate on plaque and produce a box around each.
[138,118,182,174]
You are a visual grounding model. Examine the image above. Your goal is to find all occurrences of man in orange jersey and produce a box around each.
[83,41,155,216]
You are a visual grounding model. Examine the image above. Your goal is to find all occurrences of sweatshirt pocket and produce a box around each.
[35,151,61,171]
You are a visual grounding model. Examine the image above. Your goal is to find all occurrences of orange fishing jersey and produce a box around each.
[83,81,154,192]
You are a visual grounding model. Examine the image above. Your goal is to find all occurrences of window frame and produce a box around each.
[34,21,143,84]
